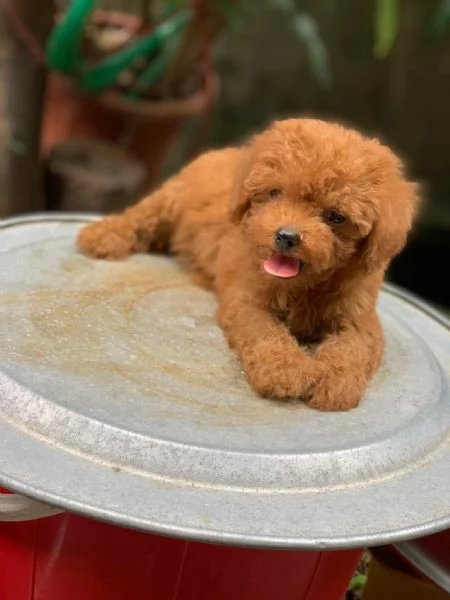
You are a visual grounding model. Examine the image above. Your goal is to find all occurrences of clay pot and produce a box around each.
[41,10,218,188]
[45,138,147,213]
[41,72,217,189]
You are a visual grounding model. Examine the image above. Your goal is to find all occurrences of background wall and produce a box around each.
[1,0,449,304]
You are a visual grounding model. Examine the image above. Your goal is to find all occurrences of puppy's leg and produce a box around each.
[77,180,178,260]
[218,295,321,400]
[309,312,384,411]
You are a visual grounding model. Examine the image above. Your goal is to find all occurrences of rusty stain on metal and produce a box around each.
[0,237,294,426]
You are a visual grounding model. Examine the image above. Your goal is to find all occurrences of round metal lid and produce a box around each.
[0,214,449,549]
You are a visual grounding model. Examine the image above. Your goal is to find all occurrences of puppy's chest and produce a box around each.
[272,300,328,342]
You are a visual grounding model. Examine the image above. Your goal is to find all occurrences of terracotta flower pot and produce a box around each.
[45,138,147,213]
[41,9,218,189]
[41,72,218,189]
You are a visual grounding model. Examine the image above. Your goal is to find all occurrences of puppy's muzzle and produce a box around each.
[275,227,300,253]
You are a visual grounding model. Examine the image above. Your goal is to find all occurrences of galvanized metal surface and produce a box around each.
[0,214,449,549]
[0,492,64,522]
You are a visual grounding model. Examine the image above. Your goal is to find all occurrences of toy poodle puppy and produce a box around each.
[77,118,418,411]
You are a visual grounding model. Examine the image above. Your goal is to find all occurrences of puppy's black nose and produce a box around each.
[275,227,300,252]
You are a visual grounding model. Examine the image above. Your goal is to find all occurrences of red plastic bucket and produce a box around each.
[0,508,360,600]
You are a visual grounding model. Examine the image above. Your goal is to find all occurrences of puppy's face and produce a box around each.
[230,119,418,283]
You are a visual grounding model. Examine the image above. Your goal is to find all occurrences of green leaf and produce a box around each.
[374,0,400,58]
[428,0,450,40]
[127,29,182,98]
[159,0,187,14]
[266,0,297,13]
[78,9,192,93]
[6,136,27,156]
[292,12,332,89]
[350,574,368,590]
[46,0,96,75]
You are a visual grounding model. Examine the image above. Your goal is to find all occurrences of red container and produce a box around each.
[0,512,360,600]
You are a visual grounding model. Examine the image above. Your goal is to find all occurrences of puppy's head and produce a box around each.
[230,119,418,283]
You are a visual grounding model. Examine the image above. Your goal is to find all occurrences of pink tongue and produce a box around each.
[263,254,300,278]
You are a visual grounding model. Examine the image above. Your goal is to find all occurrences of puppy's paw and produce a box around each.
[246,357,320,401]
[308,373,363,411]
[77,217,137,260]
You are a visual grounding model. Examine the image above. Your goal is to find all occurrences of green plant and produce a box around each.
[46,0,241,98]
[349,573,368,591]
[374,0,400,58]
[263,0,332,89]
[47,0,450,98]
[265,0,450,87]
[374,0,450,56]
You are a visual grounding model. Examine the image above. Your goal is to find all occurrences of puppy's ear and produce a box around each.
[362,179,419,273]
[229,148,253,224]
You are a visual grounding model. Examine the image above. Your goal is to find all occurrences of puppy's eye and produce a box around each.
[325,211,346,225]
[268,188,282,199]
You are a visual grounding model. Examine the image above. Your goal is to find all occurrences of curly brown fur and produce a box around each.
[77,118,418,411]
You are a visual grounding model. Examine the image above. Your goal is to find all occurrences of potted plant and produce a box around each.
[41,0,237,187]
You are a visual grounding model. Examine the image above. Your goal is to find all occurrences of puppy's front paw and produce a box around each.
[308,373,363,411]
[77,217,137,260]
[246,357,320,400]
